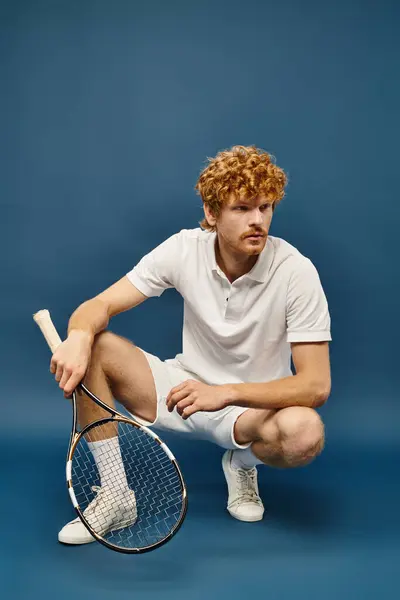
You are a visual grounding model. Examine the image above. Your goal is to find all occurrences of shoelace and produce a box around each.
[85,486,135,516]
[84,486,107,518]
[233,468,263,505]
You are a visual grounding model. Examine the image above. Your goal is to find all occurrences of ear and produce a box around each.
[203,202,217,227]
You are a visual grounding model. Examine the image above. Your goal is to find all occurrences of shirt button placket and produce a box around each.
[225,286,236,320]
[226,284,245,321]
[223,282,231,318]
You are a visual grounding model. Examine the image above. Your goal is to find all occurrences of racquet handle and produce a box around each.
[33,309,63,353]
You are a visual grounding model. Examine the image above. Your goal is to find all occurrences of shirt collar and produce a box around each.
[207,232,274,283]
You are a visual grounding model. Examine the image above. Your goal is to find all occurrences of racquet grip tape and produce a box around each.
[33,309,63,353]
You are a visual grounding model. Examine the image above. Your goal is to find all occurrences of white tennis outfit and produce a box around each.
[58,228,333,543]
[126,228,331,450]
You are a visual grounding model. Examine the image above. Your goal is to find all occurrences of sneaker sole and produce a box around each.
[58,516,137,545]
[58,533,96,545]
[227,507,264,522]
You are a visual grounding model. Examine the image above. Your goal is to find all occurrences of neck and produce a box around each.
[215,237,259,283]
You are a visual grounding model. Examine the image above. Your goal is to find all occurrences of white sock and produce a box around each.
[231,447,264,470]
[87,437,129,492]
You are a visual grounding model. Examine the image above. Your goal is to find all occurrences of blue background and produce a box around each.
[1,0,399,598]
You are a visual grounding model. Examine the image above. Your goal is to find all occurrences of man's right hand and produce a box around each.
[50,330,93,398]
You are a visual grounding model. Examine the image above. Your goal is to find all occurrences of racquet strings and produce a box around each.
[71,420,184,550]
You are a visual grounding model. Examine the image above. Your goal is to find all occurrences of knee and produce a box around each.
[276,407,325,466]
[90,330,137,374]
[91,330,116,356]
[90,331,130,370]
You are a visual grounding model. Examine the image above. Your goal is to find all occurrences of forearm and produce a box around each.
[226,374,327,410]
[67,298,110,342]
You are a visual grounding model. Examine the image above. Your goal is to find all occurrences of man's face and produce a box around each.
[205,193,274,256]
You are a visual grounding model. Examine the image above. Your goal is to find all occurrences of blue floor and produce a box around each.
[2,431,399,600]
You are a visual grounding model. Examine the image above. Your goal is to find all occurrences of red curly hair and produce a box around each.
[195,145,288,232]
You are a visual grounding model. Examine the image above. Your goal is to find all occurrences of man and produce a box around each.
[52,145,331,544]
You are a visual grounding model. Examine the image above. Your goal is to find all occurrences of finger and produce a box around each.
[166,381,188,401]
[63,379,76,398]
[50,357,57,374]
[64,367,86,397]
[167,389,190,411]
[59,367,72,390]
[176,396,194,416]
[182,403,199,420]
[55,362,64,383]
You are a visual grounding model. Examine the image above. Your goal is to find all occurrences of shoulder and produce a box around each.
[151,227,208,249]
[268,237,326,304]
[268,235,316,274]
[170,227,213,251]
[175,227,212,242]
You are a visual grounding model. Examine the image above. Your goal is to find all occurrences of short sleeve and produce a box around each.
[126,233,180,298]
[286,257,332,343]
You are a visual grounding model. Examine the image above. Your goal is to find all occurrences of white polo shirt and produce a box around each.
[126,228,331,385]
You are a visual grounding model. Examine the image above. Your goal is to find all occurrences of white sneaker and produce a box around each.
[222,450,264,522]
[58,486,137,545]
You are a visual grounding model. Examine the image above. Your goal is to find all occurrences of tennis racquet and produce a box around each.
[33,309,187,553]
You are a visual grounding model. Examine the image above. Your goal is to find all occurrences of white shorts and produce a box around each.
[128,349,251,451]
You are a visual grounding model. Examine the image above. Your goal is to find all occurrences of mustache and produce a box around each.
[242,231,267,238]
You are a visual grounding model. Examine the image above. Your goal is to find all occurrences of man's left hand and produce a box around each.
[166,380,232,419]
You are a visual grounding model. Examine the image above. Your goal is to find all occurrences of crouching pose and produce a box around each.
[51,145,331,544]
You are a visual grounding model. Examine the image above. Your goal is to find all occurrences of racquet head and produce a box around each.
[68,410,187,553]
[33,309,187,553]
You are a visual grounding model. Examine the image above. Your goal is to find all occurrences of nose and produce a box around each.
[249,208,264,226]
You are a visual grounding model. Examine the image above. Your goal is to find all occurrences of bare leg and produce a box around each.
[57,330,157,542]
[76,331,157,441]
[234,406,325,468]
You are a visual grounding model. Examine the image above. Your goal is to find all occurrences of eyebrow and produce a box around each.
[232,200,271,206]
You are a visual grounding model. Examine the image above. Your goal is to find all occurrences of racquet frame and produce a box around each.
[33,309,187,553]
